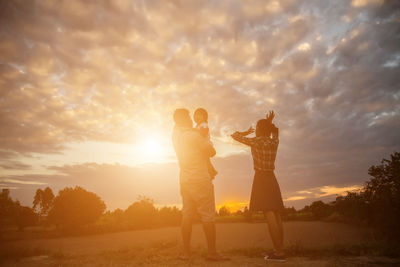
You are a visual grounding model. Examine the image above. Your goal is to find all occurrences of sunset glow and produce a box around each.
[217,201,249,213]
[138,135,167,161]
[0,0,399,212]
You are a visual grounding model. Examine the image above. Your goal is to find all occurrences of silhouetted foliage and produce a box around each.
[125,196,158,228]
[334,192,369,223]
[281,206,297,220]
[0,189,15,227]
[3,152,397,238]
[218,206,231,216]
[243,206,252,222]
[14,204,38,231]
[33,187,54,219]
[327,152,400,239]
[48,186,106,230]
[332,152,399,237]
[309,200,333,219]
[0,189,37,230]
[365,152,400,236]
[157,206,181,226]
[98,200,181,232]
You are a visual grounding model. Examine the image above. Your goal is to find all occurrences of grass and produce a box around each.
[1,221,399,266]
[0,246,50,263]
[1,239,399,265]
[282,241,400,258]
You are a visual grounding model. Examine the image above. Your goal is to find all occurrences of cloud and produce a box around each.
[0,178,46,185]
[284,184,362,201]
[0,0,399,207]
[0,160,31,170]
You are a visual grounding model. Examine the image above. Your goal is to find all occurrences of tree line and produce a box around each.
[219,152,400,239]
[1,186,183,234]
[1,152,398,240]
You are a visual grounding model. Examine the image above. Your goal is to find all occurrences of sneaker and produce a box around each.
[264,253,286,262]
[263,249,276,257]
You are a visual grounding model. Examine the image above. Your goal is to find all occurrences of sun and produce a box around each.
[138,135,167,160]
[133,131,172,164]
[143,138,158,154]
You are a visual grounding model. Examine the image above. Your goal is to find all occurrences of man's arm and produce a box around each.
[190,131,216,157]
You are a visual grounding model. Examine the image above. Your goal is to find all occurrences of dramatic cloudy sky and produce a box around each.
[1,0,399,210]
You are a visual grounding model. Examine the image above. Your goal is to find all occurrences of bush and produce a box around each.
[0,189,15,228]
[0,189,37,230]
[333,152,400,240]
[364,152,400,238]
[48,186,106,230]
[334,192,369,224]
[15,204,38,230]
[218,206,231,216]
[309,200,334,220]
[125,196,157,229]
[158,206,181,226]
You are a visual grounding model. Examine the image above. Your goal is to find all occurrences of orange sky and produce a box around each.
[0,0,399,210]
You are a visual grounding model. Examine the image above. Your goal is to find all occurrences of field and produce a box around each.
[1,221,399,266]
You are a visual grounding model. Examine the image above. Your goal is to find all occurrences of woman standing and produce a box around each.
[231,111,285,262]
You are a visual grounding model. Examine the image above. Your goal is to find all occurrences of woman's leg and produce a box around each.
[264,211,284,255]
[274,211,284,249]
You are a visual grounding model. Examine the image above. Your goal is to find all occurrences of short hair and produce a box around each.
[256,119,273,137]
[194,108,208,122]
[173,108,191,127]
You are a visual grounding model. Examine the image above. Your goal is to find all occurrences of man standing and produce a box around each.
[172,108,228,261]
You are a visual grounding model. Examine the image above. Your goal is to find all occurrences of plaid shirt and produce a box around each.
[231,132,279,171]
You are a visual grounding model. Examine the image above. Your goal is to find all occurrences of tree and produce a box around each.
[334,191,369,223]
[218,206,230,216]
[125,196,157,228]
[364,151,400,237]
[48,186,106,230]
[158,206,181,226]
[281,206,297,220]
[243,206,252,222]
[33,187,54,219]
[14,203,38,231]
[331,152,400,239]
[0,189,16,228]
[0,189,37,230]
[309,200,332,219]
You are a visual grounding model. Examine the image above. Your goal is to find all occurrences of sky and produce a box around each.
[0,0,399,211]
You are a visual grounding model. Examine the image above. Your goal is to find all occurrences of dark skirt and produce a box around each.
[249,170,284,212]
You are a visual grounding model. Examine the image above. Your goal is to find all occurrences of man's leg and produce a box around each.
[264,211,284,255]
[180,185,194,258]
[202,221,217,255]
[199,181,217,256]
[181,216,192,256]
[197,181,228,260]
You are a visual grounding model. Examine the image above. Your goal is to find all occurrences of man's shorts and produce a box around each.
[180,180,215,223]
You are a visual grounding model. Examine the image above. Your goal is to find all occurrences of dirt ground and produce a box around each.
[4,254,400,267]
[1,222,399,266]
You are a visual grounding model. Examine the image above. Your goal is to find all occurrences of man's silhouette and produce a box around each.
[172,108,228,261]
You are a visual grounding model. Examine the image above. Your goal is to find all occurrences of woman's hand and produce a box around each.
[238,126,254,136]
[266,110,275,123]
[246,126,255,135]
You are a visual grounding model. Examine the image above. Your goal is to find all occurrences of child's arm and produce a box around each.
[198,126,209,137]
